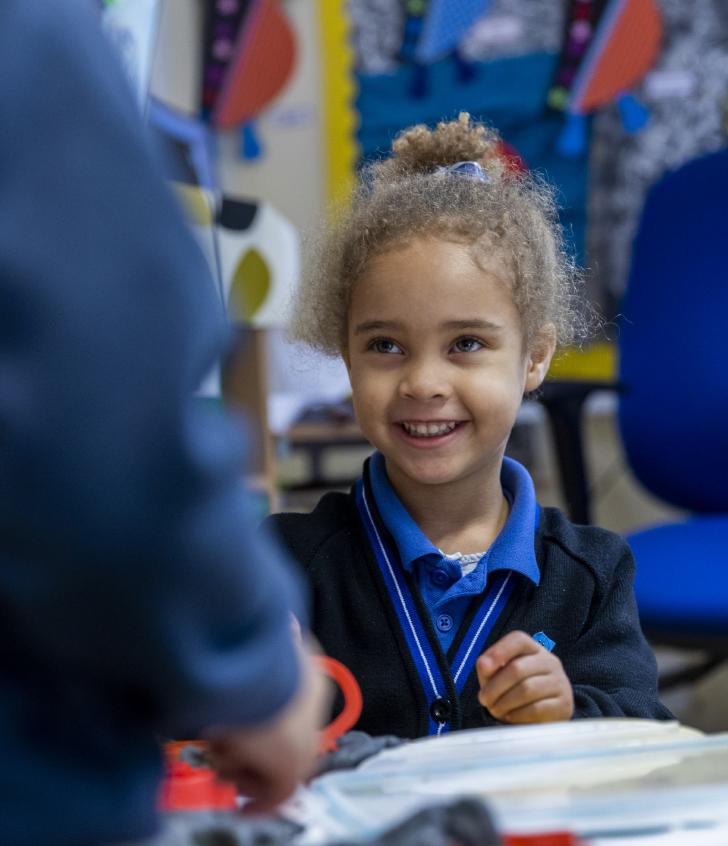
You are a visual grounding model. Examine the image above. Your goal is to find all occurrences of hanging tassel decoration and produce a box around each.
[557,113,588,157]
[618,92,650,133]
[241,121,263,161]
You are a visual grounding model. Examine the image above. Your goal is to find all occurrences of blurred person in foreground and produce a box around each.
[0,3,325,845]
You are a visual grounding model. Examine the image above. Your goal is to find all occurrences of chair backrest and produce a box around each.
[618,147,728,513]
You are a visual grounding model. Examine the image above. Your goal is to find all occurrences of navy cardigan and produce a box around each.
[265,483,672,739]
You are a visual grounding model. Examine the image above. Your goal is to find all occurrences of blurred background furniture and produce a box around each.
[618,147,728,680]
[541,148,728,687]
[538,375,619,526]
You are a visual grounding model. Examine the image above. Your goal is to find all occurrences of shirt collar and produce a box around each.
[368,452,440,571]
[489,456,541,585]
[366,452,540,585]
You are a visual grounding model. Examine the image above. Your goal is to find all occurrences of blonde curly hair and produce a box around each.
[291,113,586,354]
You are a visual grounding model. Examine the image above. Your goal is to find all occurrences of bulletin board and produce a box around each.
[321,0,728,382]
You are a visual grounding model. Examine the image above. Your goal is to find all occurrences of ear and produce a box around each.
[524,324,557,393]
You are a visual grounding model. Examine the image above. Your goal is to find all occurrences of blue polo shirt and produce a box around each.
[369,452,541,652]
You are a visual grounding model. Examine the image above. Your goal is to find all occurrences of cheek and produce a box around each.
[348,367,393,424]
[351,376,383,412]
[464,373,525,420]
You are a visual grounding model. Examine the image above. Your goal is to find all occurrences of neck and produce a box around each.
[384,456,510,554]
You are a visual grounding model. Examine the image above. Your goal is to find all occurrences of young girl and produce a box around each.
[266,114,670,738]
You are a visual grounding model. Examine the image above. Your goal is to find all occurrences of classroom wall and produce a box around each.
[150,0,324,232]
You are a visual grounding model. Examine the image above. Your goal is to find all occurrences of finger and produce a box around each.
[205,744,261,784]
[205,744,251,781]
[240,774,297,816]
[478,653,550,710]
[218,763,297,815]
[476,631,541,681]
[497,696,571,725]
[484,672,560,720]
[205,750,249,783]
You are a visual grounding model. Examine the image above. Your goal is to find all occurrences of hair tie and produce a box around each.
[436,160,490,182]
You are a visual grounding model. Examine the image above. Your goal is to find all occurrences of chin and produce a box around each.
[410,474,458,488]
[395,461,463,488]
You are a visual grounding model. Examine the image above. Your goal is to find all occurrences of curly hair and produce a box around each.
[291,113,587,355]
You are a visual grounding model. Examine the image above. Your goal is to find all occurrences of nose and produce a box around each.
[399,357,450,401]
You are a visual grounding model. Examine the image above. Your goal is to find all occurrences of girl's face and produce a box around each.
[344,237,554,499]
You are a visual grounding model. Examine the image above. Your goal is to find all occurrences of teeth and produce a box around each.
[402,421,457,437]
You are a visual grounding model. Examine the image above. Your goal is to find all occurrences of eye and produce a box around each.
[368,337,404,355]
[451,336,484,354]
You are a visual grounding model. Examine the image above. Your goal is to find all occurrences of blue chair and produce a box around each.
[538,148,728,685]
[618,147,728,671]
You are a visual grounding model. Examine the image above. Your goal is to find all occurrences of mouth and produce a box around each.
[397,420,464,439]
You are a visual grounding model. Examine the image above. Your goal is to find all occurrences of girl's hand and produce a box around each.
[476,630,574,724]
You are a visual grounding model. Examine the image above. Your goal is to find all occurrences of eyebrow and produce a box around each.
[440,319,503,332]
[353,318,503,334]
[353,320,405,334]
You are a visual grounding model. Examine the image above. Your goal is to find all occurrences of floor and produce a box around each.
[275,400,728,733]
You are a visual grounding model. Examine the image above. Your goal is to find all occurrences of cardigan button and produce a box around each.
[436,613,453,633]
[430,697,452,723]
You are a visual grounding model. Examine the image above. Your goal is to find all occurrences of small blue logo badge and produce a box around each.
[532,631,556,652]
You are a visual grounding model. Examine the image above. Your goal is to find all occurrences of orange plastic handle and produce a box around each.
[316,655,363,753]
[161,656,363,811]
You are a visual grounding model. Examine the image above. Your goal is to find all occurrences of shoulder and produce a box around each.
[1,2,101,90]
[0,2,61,48]
[263,491,358,566]
[537,506,633,587]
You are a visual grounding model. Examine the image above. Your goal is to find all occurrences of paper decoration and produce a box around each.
[548,0,608,114]
[200,0,249,120]
[557,0,663,156]
[240,120,262,161]
[227,248,270,321]
[200,0,297,129]
[396,0,489,97]
[356,50,590,264]
[172,189,300,396]
[216,198,299,328]
[215,0,296,128]
[417,0,492,63]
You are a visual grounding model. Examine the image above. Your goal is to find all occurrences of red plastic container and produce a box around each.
[505,833,584,846]
[160,741,237,812]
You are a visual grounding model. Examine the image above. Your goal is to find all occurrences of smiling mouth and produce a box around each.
[399,421,460,438]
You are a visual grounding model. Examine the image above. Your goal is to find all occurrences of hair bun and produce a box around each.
[371,112,503,184]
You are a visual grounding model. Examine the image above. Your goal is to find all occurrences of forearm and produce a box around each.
[563,548,671,722]
[572,685,673,719]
